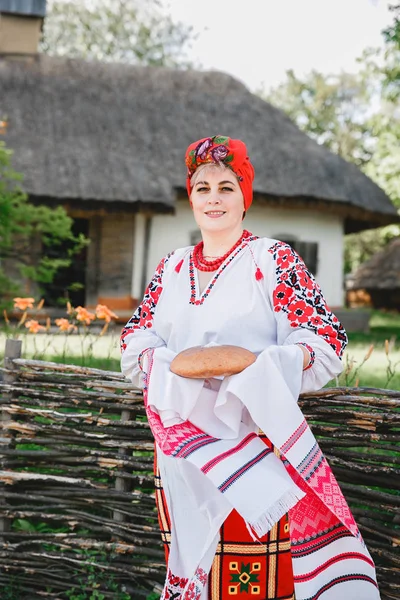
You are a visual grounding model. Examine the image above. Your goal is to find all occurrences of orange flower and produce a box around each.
[66,301,73,315]
[75,306,96,325]
[95,304,118,323]
[25,319,45,334]
[0,120,7,134]
[55,318,77,333]
[13,297,35,311]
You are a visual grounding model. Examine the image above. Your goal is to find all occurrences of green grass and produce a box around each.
[48,353,121,372]
[48,309,400,390]
[1,310,400,390]
[347,309,400,344]
[341,310,400,390]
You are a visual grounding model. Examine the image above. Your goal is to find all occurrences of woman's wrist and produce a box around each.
[138,347,153,372]
[296,342,315,371]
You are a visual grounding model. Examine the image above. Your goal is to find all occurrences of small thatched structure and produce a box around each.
[350,237,400,310]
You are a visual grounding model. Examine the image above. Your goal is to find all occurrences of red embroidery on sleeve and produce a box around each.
[297,342,316,370]
[268,242,347,357]
[120,253,173,352]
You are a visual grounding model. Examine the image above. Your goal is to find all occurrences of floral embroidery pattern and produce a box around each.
[120,253,173,351]
[189,236,259,305]
[162,569,188,599]
[185,135,234,177]
[268,242,347,357]
[162,567,207,600]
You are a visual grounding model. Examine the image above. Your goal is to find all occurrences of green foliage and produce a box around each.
[13,518,70,534]
[1,546,134,598]
[344,224,399,274]
[364,111,400,205]
[265,60,400,206]
[64,549,131,600]
[2,576,21,600]
[382,3,400,99]
[266,69,374,166]
[263,8,400,275]
[0,140,87,309]
[41,0,194,68]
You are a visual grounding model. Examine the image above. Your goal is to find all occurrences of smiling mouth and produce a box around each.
[205,211,226,216]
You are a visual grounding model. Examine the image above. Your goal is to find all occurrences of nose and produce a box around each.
[207,190,221,204]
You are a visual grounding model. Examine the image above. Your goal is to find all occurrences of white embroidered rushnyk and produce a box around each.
[121,238,381,600]
[146,345,306,600]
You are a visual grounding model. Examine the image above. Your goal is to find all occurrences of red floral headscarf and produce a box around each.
[185,135,255,210]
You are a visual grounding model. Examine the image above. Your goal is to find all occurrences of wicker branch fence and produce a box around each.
[0,339,399,599]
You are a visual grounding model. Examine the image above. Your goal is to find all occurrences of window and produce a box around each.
[292,241,319,275]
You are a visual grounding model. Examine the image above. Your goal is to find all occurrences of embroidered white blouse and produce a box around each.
[121,236,347,392]
[120,237,383,600]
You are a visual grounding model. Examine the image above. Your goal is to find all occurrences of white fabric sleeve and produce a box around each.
[265,241,348,393]
[120,253,173,387]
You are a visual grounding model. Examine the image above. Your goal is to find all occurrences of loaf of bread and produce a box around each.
[170,345,256,378]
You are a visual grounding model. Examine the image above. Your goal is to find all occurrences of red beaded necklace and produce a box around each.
[192,230,252,272]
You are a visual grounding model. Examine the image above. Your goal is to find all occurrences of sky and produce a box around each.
[163,0,395,92]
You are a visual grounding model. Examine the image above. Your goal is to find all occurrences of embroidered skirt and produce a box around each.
[154,435,295,600]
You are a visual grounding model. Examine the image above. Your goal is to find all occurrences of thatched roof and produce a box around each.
[351,237,400,290]
[0,54,398,231]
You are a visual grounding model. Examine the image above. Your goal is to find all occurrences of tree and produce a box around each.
[365,110,400,207]
[343,106,400,274]
[41,0,194,68]
[0,139,86,309]
[263,8,400,275]
[382,3,400,99]
[265,69,374,166]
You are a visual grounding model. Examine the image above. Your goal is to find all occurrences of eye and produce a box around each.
[221,186,234,192]
[196,186,209,192]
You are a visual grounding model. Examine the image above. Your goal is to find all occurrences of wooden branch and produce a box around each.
[0,339,22,539]
[0,470,103,487]
[11,358,127,380]
[300,386,400,399]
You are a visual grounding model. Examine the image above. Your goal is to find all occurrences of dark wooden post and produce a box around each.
[113,408,131,523]
[0,339,22,537]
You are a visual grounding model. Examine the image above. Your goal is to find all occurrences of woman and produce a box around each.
[121,135,380,600]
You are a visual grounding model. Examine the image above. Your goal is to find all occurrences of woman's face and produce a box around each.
[190,167,245,236]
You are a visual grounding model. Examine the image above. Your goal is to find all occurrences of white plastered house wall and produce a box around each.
[132,199,345,307]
